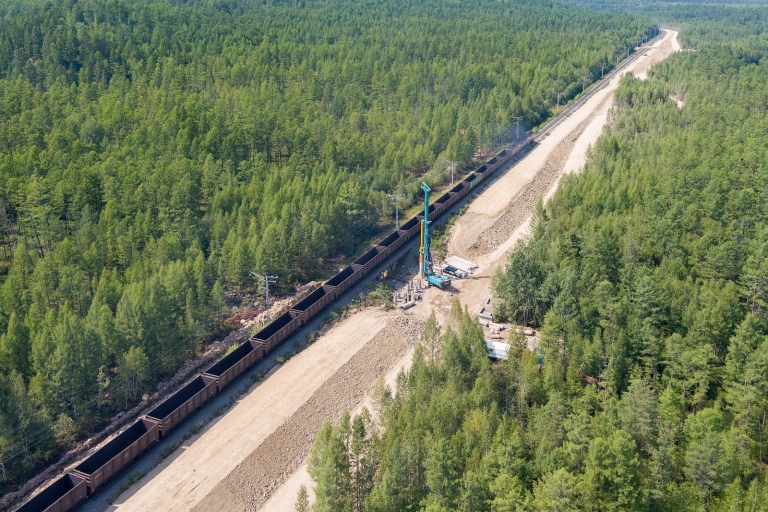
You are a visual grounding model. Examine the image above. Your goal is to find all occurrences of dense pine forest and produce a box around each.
[0,0,653,491]
[305,10,768,512]
[561,1,768,47]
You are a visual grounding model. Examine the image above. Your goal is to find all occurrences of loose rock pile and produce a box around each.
[470,108,603,258]
[192,312,424,512]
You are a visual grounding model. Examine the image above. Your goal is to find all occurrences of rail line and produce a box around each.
[535,32,661,141]
[11,28,662,512]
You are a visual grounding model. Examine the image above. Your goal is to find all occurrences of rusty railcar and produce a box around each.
[146,375,218,436]
[203,340,264,392]
[325,265,358,295]
[290,285,337,320]
[14,473,87,512]
[375,230,406,258]
[72,419,160,494]
[398,216,421,239]
[253,311,303,352]
[21,113,544,512]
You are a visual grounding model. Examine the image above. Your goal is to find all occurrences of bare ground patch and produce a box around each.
[192,313,424,512]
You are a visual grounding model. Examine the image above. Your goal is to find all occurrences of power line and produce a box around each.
[1,159,486,467]
[511,116,523,141]
[443,160,457,186]
[386,193,402,227]
[2,146,481,461]
[250,272,278,322]
[1,215,389,465]
[0,136,504,465]
[1,225,354,463]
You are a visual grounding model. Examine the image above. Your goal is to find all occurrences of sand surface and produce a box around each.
[110,30,679,512]
[110,309,401,511]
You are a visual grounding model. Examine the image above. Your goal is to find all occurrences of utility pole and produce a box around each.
[386,193,401,226]
[581,75,588,94]
[600,62,607,78]
[443,160,457,186]
[250,272,278,321]
[512,116,523,141]
[556,91,560,114]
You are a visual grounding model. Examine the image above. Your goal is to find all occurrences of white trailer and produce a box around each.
[485,340,511,361]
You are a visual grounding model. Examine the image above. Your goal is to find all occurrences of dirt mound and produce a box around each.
[192,313,424,512]
[468,111,599,259]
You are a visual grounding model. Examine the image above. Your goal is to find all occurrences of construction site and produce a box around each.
[13,28,681,512]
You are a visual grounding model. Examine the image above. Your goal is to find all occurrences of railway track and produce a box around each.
[535,32,662,141]
[11,28,663,512]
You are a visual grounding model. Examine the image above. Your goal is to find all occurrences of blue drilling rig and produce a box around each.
[420,183,451,288]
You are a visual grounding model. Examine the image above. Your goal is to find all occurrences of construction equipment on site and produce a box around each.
[486,340,511,361]
[419,183,451,288]
[14,103,540,512]
[439,264,468,279]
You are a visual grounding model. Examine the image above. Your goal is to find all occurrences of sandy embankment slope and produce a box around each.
[111,30,679,512]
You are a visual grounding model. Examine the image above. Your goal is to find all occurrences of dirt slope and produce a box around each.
[191,314,423,512]
[109,30,679,512]
[443,30,680,321]
[260,30,681,511]
[110,309,398,511]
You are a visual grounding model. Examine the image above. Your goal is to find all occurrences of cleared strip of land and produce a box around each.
[110,30,679,512]
[110,309,407,511]
[261,29,681,511]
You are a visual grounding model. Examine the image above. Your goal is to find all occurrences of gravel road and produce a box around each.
[192,313,424,512]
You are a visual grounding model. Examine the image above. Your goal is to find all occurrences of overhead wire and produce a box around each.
[1,35,646,463]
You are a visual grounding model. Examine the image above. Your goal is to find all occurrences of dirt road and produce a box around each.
[442,30,680,320]
[255,345,417,511]
[109,30,679,512]
[262,29,681,511]
[110,309,423,511]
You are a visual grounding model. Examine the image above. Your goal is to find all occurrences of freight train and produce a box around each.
[11,27,667,509]
[14,134,536,512]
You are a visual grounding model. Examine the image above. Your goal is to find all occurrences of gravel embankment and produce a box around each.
[192,313,424,512]
[469,104,605,258]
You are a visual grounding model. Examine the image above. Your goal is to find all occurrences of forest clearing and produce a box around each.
[6,0,768,510]
[100,29,680,512]
[296,16,768,509]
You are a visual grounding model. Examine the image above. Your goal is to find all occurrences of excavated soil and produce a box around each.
[105,30,680,512]
[468,111,600,258]
[258,30,682,511]
[452,30,680,268]
[192,313,424,512]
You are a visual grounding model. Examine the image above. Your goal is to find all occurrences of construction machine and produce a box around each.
[419,183,451,288]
